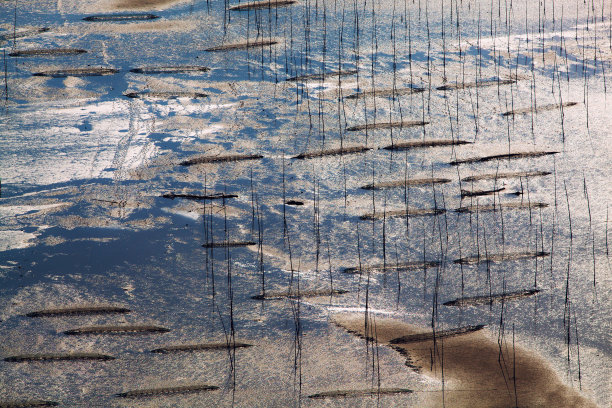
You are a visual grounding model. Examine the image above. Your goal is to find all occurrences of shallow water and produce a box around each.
[1,0,610,406]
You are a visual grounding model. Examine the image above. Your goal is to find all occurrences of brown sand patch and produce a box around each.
[333,314,597,408]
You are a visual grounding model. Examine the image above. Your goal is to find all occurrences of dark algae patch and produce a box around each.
[83,14,159,21]
[502,102,578,116]
[361,178,451,190]
[450,151,558,165]
[202,241,256,248]
[205,39,277,52]
[116,384,219,398]
[9,49,86,57]
[308,388,413,399]
[252,289,348,300]
[454,202,549,213]
[33,68,118,78]
[346,121,428,131]
[229,0,297,11]
[63,325,170,335]
[360,208,445,220]
[454,251,550,265]
[150,342,253,353]
[0,401,58,408]
[443,289,541,307]
[462,170,552,182]
[382,139,471,150]
[26,305,130,317]
[180,154,263,165]
[0,27,50,41]
[388,325,486,344]
[292,145,371,159]
[4,353,115,362]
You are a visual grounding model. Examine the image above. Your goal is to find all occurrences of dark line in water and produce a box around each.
[0,400,58,407]
[4,353,115,362]
[450,151,558,166]
[116,384,218,398]
[502,102,578,116]
[361,178,451,190]
[454,202,548,213]
[360,208,445,220]
[382,139,471,150]
[346,87,425,99]
[292,145,370,159]
[462,171,551,182]
[82,14,159,22]
[389,325,486,344]
[124,91,207,99]
[63,325,170,335]
[286,69,357,82]
[130,65,210,74]
[343,261,440,274]
[150,342,252,353]
[32,68,118,78]
[460,187,505,197]
[205,39,277,52]
[162,192,238,201]
[251,289,348,300]
[229,0,296,11]
[180,154,263,166]
[454,251,549,265]
[443,289,541,307]
[202,241,256,248]
[9,48,87,57]
[308,388,413,399]
[347,120,428,131]
[26,306,130,317]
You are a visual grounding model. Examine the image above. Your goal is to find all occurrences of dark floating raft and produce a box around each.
[130,65,210,74]
[449,151,558,165]
[63,325,170,335]
[454,202,548,213]
[0,400,58,408]
[346,87,425,99]
[443,289,541,307]
[437,79,515,90]
[202,241,256,248]
[124,91,207,99]
[388,324,486,344]
[116,384,218,398]
[0,27,50,41]
[286,69,357,82]
[502,102,578,116]
[346,121,428,131]
[308,388,413,399]
[26,305,130,317]
[460,187,505,197]
[151,342,253,353]
[292,145,371,159]
[83,13,159,21]
[454,251,550,265]
[205,39,277,52]
[32,68,118,77]
[162,192,238,201]
[360,208,445,220]
[361,178,451,190]
[343,261,440,274]
[180,153,263,166]
[4,353,115,362]
[382,139,472,150]
[252,289,348,300]
[462,170,551,182]
[230,0,297,11]
[9,48,87,57]
[285,200,304,206]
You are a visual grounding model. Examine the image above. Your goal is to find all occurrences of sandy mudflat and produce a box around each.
[333,314,597,408]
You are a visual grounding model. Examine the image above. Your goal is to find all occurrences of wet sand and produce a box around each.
[333,314,597,408]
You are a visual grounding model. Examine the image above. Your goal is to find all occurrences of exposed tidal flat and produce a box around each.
[0,0,610,406]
